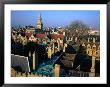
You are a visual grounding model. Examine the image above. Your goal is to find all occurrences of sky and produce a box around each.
[11,10,100,29]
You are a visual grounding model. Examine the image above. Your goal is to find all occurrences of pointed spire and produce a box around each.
[40,13,41,19]
[37,13,43,29]
[38,13,42,20]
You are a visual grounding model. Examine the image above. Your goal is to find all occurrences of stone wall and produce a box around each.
[11,68,50,77]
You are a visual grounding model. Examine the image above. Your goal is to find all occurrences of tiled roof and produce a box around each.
[36,33,45,38]
[50,34,64,39]
[25,32,32,37]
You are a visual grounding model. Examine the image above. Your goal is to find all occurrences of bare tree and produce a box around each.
[68,20,89,29]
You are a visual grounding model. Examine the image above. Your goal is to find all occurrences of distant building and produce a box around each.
[25,27,35,34]
[25,14,43,34]
[36,14,43,30]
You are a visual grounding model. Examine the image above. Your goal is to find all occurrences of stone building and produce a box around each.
[81,37,100,76]
[82,37,100,59]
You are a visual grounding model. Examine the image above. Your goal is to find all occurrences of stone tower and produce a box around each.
[37,14,43,30]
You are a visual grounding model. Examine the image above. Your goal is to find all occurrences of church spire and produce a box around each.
[38,13,42,20]
[36,13,43,29]
[40,13,41,19]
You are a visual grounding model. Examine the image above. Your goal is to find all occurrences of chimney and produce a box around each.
[29,51,31,57]
[88,37,90,42]
[54,64,60,77]
[71,37,73,41]
[48,46,52,59]
[66,36,67,42]
[63,43,67,52]
[57,40,60,51]
[93,37,95,43]
[63,44,66,52]
[52,42,55,54]
[75,37,77,42]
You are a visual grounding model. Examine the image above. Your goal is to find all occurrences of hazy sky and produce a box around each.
[11,10,100,29]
